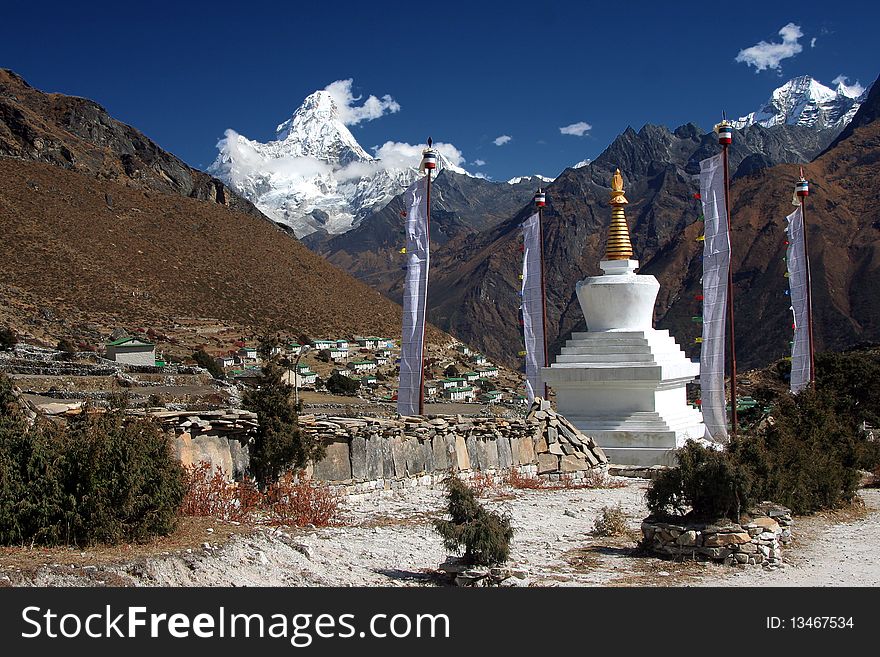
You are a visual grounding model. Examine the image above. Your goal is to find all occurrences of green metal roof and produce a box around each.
[108,336,155,347]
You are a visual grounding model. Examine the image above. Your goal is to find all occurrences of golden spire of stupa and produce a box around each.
[604,168,634,260]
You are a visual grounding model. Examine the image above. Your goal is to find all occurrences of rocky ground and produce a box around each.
[3,479,879,587]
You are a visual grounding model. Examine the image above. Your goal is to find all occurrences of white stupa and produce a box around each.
[542,169,704,466]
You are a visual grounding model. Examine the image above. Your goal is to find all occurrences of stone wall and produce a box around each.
[297,401,607,495]
[641,503,793,568]
[39,400,607,495]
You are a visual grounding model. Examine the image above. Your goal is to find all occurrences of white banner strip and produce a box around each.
[521,213,546,402]
[397,176,429,416]
[699,153,730,442]
[786,204,811,393]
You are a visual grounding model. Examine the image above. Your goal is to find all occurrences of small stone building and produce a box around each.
[105,337,156,366]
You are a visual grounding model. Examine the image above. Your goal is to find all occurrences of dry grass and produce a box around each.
[182,462,342,528]
[591,504,630,537]
[503,468,626,491]
[504,469,549,490]
[0,517,253,581]
[468,471,500,497]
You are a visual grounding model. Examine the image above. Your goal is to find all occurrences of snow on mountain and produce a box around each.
[209,86,468,238]
[506,174,555,185]
[573,159,591,169]
[731,75,868,130]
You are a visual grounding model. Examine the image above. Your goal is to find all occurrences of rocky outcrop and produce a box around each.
[0,68,261,219]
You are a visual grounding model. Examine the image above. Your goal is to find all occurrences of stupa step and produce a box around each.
[570,330,670,340]
[561,344,653,355]
[600,446,678,467]
[555,353,656,364]
[583,431,680,449]
[566,337,650,347]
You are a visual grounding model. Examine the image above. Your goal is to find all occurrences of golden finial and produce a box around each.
[604,168,634,260]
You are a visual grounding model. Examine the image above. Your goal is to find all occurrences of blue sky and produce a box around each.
[1,0,877,181]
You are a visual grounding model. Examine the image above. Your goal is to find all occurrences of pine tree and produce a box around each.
[244,335,324,488]
[434,475,513,566]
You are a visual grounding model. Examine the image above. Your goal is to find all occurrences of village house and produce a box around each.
[376,348,392,358]
[350,359,377,372]
[444,386,476,402]
[361,374,378,386]
[329,346,348,361]
[441,377,466,389]
[425,383,440,397]
[463,371,480,383]
[238,346,258,362]
[284,368,317,387]
[471,353,488,366]
[288,342,302,355]
[215,355,235,369]
[355,336,380,349]
[477,365,499,378]
[313,339,336,350]
[456,344,471,356]
[336,339,350,349]
[105,337,156,366]
[481,390,503,404]
[375,355,389,366]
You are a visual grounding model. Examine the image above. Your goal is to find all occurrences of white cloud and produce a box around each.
[559,121,592,137]
[473,159,486,166]
[810,37,817,48]
[322,79,400,126]
[214,130,467,188]
[493,135,512,146]
[215,130,333,188]
[735,23,804,71]
[832,75,866,98]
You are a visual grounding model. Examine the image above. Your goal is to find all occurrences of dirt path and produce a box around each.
[4,481,879,587]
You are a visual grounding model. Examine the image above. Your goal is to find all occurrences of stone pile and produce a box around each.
[437,558,530,587]
[528,398,607,476]
[641,503,793,568]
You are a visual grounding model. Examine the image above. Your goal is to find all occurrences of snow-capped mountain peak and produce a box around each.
[208,86,470,238]
[732,75,867,130]
[507,174,555,185]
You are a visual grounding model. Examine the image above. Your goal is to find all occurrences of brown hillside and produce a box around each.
[0,158,447,347]
[0,68,260,220]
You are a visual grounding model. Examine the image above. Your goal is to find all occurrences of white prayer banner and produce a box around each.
[521,213,547,402]
[397,176,430,416]
[699,153,730,442]
[786,204,811,393]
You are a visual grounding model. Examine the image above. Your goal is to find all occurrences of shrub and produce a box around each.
[325,370,359,396]
[244,353,324,489]
[592,504,629,537]
[316,349,330,363]
[193,349,225,380]
[0,327,16,351]
[647,386,868,520]
[645,441,752,522]
[181,462,261,522]
[264,473,340,527]
[731,387,861,515]
[468,472,498,497]
[504,469,547,490]
[0,373,186,546]
[181,464,339,527]
[434,475,513,566]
